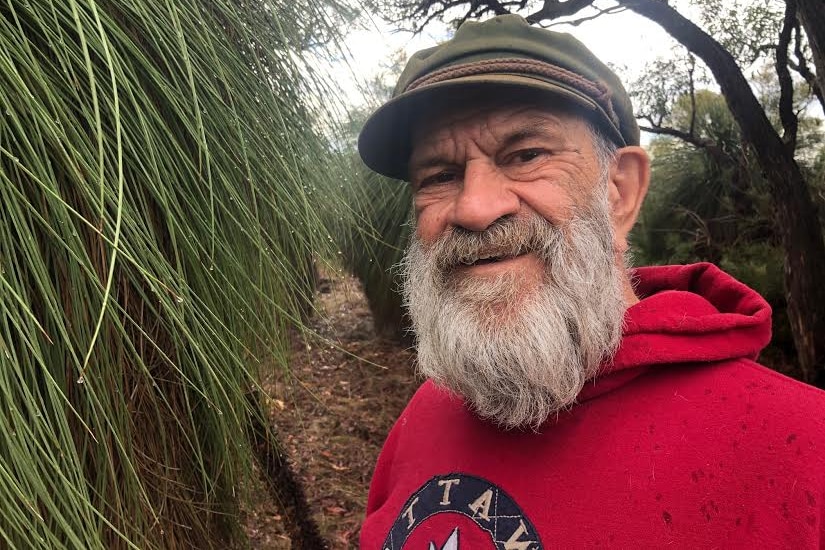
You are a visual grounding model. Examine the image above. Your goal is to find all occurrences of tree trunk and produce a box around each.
[796,0,825,100]
[621,0,825,387]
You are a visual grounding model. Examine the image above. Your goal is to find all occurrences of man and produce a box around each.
[357,15,825,549]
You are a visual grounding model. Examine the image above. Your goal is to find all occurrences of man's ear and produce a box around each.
[607,145,650,251]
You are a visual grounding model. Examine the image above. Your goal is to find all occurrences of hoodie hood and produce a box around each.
[578,263,772,402]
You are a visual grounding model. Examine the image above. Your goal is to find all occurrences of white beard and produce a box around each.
[400,186,627,430]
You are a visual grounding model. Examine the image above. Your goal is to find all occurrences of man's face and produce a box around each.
[401,100,628,429]
[408,103,608,305]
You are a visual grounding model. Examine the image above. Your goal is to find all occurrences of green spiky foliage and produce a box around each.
[331,50,416,342]
[634,91,776,265]
[0,1,349,548]
[340,158,412,341]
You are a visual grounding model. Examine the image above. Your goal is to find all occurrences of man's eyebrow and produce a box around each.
[408,155,454,173]
[498,122,565,150]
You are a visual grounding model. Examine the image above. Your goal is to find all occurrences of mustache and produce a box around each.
[429,214,563,272]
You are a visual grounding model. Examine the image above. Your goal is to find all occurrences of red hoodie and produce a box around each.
[361,264,825,549]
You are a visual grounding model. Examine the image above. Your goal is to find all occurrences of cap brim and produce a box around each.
[358,74,624,181]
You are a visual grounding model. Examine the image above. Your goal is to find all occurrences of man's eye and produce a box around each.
[510,149,545,163]
[419,171,456,188]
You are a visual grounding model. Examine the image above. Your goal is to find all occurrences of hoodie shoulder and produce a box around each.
[614,264,772,370]
[731,358,825,417]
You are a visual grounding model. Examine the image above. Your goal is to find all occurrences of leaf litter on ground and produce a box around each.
[242,271,419,549]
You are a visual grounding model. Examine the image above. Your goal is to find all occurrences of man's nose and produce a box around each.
[450,161,520,232]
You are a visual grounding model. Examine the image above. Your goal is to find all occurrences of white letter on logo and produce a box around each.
[437,478,461,505]
[468,489,493,521]
[503,519,535,550]
[403,497,419,529]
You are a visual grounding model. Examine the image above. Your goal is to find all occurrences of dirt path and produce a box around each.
[242,273,419,548]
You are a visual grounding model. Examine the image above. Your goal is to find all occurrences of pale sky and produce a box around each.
[339,5,685,110]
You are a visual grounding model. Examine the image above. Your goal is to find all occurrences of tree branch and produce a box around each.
[687,55,697,138]
[482,0,516,15]
[540,5,626,28]
[790,19,825,113]
[750,43,778,65]
[776,0,799,153]
[796,0,825,117]
[639,122,733,167]
[525,0,599,24]
[398,0,533,31]
[639,124,710,146]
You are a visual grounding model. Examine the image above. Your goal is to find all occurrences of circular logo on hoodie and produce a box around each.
[382,473,543,549]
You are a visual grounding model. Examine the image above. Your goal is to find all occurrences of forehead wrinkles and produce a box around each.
[412,105,568,162]
[414,111,498,161]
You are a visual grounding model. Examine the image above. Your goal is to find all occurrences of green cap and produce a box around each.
[358,14,639,181]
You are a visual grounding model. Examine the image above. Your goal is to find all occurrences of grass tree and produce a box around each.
[337,55,413,342]
[0,0,351,547]
[340,161,412,341]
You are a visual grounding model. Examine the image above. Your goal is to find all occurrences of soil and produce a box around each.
[242,272,419,549]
